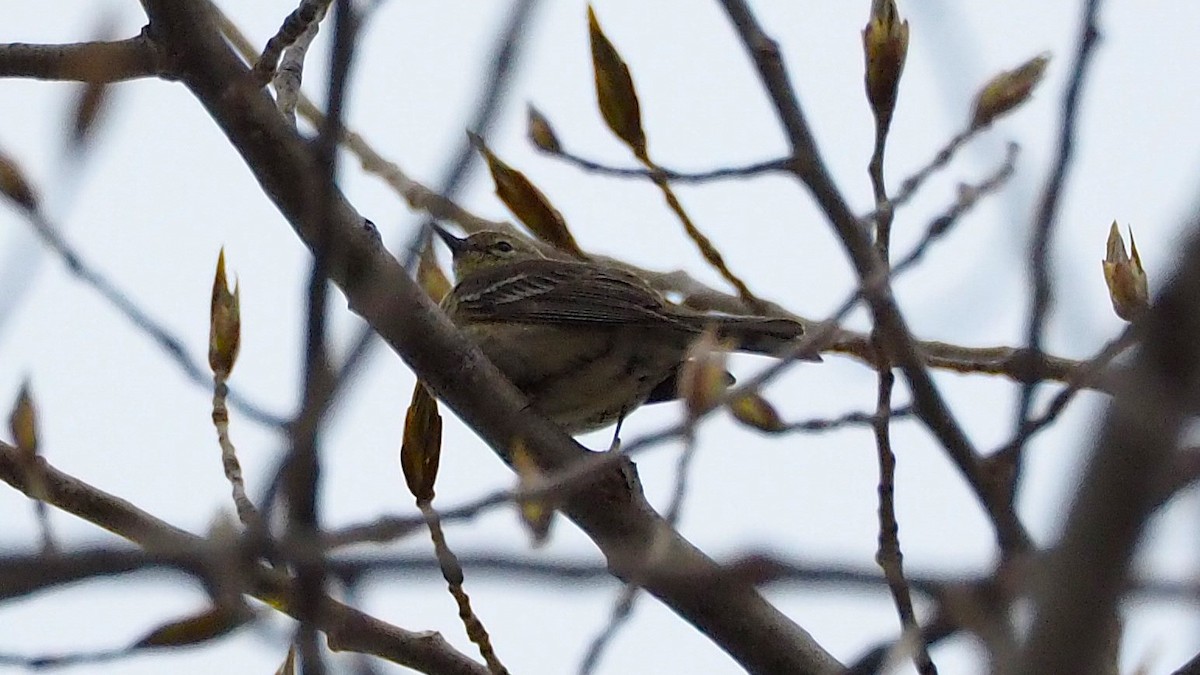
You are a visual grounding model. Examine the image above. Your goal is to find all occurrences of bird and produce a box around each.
[431,224,810,434]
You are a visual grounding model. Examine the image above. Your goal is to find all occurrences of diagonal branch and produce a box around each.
[133,1,840,673]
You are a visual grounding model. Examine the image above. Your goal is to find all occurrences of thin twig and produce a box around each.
[323,407,907,551]
[862,127,978,225]
[274,1,329,125]
[251,0,333,86]
[0,645,143,670]
[845,612,958,675]
[14,203,286,427]
[280,2,358,673]
[550,150,791,183]
[783,406,914,433]
[420,502,510,674]
[212,376,262,528]
[1008,0,1104,500]
[865,36,936,671]
[30,493,58,554]
[992,325,1134,460]
[20,460,60,556]
[214,7,506,234]
[577,584,638,675]
[644,164,766,311]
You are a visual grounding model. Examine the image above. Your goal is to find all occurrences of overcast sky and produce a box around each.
[2,1,1199,673]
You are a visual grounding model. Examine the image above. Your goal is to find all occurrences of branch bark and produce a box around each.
[0,33,166,82]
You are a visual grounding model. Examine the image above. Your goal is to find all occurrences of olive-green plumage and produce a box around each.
[433,225,806,433]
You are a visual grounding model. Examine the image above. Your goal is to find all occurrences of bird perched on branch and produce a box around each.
[432,225,811,433]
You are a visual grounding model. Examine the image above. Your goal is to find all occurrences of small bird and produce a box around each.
[432,225,809,433]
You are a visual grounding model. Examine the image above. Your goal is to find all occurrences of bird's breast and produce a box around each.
[460,323,685,432]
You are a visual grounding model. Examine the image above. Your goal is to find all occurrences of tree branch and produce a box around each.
[213,4,1112,400]
[0,32,166,82]
[1009,0,1103,497]
[548,150,792,183]
[131,1,841,673]
[1011,214,1200,673]
[0,442,489,675]
[716,0,1031,553]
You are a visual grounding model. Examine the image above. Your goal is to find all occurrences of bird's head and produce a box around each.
[431,225,546,279]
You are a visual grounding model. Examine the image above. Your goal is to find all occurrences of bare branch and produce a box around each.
[548,149,792,183]
[251,0,332,86]
[8,190,286,427]
[0,33,166,82]
[1009,0,1104,498]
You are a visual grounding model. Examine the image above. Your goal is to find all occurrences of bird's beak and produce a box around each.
[430,223,468,254]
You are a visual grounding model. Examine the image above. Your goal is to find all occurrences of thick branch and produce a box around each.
[133,1,839,673]
[0,33,166,82]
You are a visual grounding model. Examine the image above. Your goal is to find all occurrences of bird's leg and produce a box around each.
[607,411,627,453]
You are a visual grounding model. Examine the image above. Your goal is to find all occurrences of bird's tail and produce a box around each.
[710,316,820,360]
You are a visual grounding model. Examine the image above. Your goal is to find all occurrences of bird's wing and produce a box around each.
[452,260,696,330]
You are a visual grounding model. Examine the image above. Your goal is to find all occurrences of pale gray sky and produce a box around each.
[2,1,1199,673]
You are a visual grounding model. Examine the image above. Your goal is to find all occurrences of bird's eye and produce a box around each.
[495,241,514,253]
